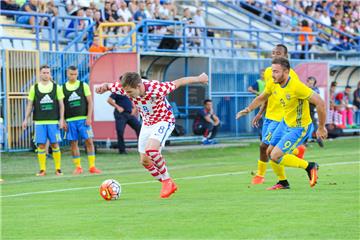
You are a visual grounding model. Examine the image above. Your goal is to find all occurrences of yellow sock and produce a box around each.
[280,154,309,169]
[292,148,299,156]
[37,148,46,171]
[270,160,287,181]
[73,156,81,168]
[88,153,96,169]
[52,147,61,170]
[256,160,267,177]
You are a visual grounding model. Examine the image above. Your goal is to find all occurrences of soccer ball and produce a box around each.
[99,179,121,201]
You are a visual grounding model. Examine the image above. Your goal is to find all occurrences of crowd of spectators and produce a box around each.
[1,0,209,49]
[240,0,359,52]
[328,81,360,129]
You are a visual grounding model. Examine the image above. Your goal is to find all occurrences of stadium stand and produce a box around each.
[0,0,359,151]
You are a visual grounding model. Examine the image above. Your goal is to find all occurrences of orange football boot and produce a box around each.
[251,175,265,184]
[160,178,178,198]
[55,169,63,176]
[73,167,83,175]
[306,162,319,187]
[36,170,46,177]
[89,166,102,174]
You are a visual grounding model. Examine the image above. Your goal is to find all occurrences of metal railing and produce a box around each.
[0,10,92,52]
[135,19,320,59]
[226,0,360,51]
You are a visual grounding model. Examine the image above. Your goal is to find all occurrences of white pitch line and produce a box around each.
[1,161,359,199]
[3,152,358,185]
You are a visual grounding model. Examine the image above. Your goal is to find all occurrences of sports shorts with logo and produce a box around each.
[261,118,281,145]
[270,120,314,154]
[138,121,175,153]
[35,124,62,144]
[65,119,94,141]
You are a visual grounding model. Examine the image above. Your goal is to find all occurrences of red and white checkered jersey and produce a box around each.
[110,80,176,126]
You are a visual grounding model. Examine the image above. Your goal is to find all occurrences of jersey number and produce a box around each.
[158,126,165,134]
[282,141,292,151]
[143,106,150,113]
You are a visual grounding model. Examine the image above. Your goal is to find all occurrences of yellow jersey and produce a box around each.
[278,76,313,127]
[263,67,300,122]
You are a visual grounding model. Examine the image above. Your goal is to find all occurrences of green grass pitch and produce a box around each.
[1,137,359,239]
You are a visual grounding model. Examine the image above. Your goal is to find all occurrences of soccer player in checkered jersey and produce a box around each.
[96,72,209,198]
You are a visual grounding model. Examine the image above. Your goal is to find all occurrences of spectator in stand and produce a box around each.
[144,1,154,19]
[185,20,201,47]
[182,7,192,22]
[16,0,39,33]
[1,0,20,19]
[93,10,104,33]
[133,1,146,21]
[43,1,58,28]
[89,35,114,53]
[65,0,89,15]
[117,0,133,22]
[153,5,162,20]
[319,9,332,26]
[299,19,314,59]
[65,8,86,39]
[304,5,315,18]
[110,2,120,22]
[103,1,112,21]
[153,0,165,17]
[330,31,341,50]
[335,85,355,128]
[162,0,176,20]
[128,0,138,15]
[194,7,205,27]
[85,7,94,21]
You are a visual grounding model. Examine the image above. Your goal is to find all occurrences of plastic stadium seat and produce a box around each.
[22,40,34,50]
[14,39,25,49]
[1,39,13,49]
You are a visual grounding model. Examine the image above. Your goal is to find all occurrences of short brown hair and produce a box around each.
[272,57,290,71]
[40,64,50,71]
[121,72,141,88]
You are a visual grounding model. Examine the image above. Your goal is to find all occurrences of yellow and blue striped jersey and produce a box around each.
[263,67,300,122]
[278,76,313,127]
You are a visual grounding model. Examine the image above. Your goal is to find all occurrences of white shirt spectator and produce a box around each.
[117,6,133,22]
[194,12,205,27]
[319,12,331,26]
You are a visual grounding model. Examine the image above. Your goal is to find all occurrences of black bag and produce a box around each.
[171,124,185,136]
[158,37,181,50]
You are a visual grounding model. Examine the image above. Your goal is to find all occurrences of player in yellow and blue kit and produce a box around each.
[62,65,101,175]
[22,65,65,176]
[237,57,327,189]
[249,44,306,186]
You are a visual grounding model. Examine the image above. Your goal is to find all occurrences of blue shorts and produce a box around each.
[16,16,31,25]
[65,119,94,141]
[271,121,314,154]
[261,118,281,145]
[35,124,62,145]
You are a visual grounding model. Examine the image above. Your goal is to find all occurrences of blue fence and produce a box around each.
[0,10,93,52]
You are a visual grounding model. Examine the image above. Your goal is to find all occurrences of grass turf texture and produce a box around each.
[1,138,359,239]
